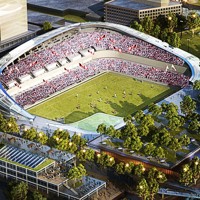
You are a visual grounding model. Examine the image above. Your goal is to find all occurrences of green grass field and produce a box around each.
[179,29,200,58]
[28,72,176,123]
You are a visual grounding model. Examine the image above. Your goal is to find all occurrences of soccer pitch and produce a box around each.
[28,72,176,123]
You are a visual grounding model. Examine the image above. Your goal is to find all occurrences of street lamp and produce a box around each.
[97,153,101,158]
[69,142,72,146]
[183,167,188,172]
[56,137,59,141]
[82,149,86,153]
[187,38,190,52]
[39,132,43,137]
[109,157,114,162]
[180,20,183,38]
[125,163,129,167]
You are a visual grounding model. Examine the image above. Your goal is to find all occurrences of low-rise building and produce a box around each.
[104,0,182,25]
[0,144,106,200]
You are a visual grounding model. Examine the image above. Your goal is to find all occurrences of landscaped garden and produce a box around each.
[97,92,200,167]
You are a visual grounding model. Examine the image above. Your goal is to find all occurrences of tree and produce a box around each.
[32,191,47,200]
[43,21,52,31]
[179,134,190,146]
[154,147,165,160]
[148,103,162,117]
[179,164,193,186]
[161,102,168,113]
[85,148,95,162]
[134,164,145,177]
[67,142,77,153]
[123,137,132,149]
[114,129,122,139]
[189,118,200,133]
[151,24,161,38]
[77,149,95,162]
[165,103,178,119]
[134,110,144,123]
[130,21,144,32]
[160,28,168,41]
[124,162,134,175]
[115,162,125,175]
[22,127,37,141]
[71,133,86,148]
[136,178,150,200]
[9,181,28,200]
[36,131,48,145]
[6,117,20,134]
[187,12,200,36]
[159,128,172,146]
[147,167,167,184]
[166,13,178,32]
[169,137,181,152]
[151,132,160,144]
[97,123,106,141]
[123,114,132,123]
[180,95,196,117]
[67,164,87,186]
[141,16,154,34]
[148,178,160,200]
[167,32,181,47]
[96,152,115,168]
[123,121,138,138]
[190,157,200,185]
[168,116,185,131]
[138,125,149,137]
[49,129,70,148]
[144,143,156,156]
[105,125,116,138]
[141,114,154,128]
[193,80,200,90]
[130,136,143,152]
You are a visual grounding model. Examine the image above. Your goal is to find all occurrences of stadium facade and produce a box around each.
[0,22,199,122]
[104,0,182,25]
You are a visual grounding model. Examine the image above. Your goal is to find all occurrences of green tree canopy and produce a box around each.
[43,21,52,31]
[9,181,28,200]
[180,95,196,117]
[22,127,37,141]
[193,80,200,90]
[141,16,154,34]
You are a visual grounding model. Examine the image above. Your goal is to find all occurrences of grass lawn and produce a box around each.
[179,30,200,58]
[188,0,200,6]
[64,14,87,22]
[28,72,176,123]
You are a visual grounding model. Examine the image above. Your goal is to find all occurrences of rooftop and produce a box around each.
[106,0,181,10]
[0,145,54,171]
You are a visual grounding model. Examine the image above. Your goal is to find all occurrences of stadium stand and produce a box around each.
[0,30,184,87]
[15,58,189,107]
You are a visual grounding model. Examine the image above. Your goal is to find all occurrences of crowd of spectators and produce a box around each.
[15,58,189,107]
[0,29,184,86]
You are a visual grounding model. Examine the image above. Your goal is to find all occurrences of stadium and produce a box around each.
[0,22,199,136]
